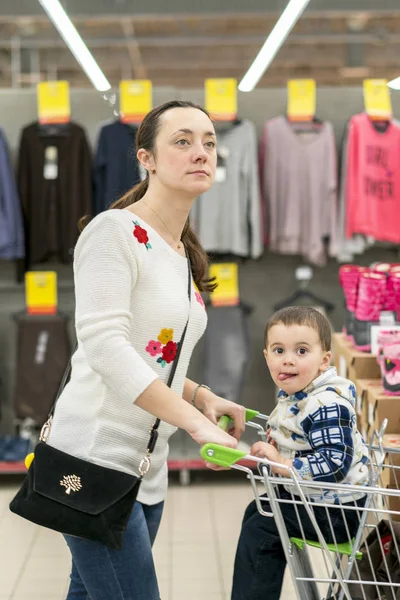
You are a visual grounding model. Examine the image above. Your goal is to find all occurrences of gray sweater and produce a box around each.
[191,119,263,259]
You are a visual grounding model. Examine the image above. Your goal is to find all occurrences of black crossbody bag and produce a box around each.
[10,255,192,550]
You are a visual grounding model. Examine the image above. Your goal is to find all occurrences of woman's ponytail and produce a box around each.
[181,218,216,293]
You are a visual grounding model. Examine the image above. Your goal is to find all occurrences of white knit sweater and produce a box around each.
[48,209,207,505]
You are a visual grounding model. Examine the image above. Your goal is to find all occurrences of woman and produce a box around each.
[47,100,245,599]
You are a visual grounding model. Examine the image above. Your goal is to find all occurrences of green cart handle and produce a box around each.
[201,443,248,468]
[217,408,259,432]
[201,408,260,468]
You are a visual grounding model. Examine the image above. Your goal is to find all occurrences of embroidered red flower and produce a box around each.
[162,341,178,364]
[145,340,162,357]
[134,224,149,244]
[132,220,152,250]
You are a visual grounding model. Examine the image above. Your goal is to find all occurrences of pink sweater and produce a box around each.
[346,113,400,243]
[260,116,337,266]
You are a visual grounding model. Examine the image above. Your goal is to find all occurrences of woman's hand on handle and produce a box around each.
[134,379,237,450]
[187,419,238,448]
[196,392,246,441]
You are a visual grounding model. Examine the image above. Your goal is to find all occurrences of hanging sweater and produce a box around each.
[268,367,369,504]
[0,128,24,259]
[191,120,263,259]
[48,209,207,505]
[345,113,400,244]
[260,116,337,266]
[17,121,92,267]
[335,119,370,263]
[93,121,141,215]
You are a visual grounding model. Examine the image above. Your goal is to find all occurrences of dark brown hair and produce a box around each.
[264,306,332,352]
[79,100,216,292]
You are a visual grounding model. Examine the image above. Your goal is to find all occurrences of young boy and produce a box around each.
[232,306,369,600]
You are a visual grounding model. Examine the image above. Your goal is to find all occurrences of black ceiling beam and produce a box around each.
[1,33,399,49]
[1,0,400,17]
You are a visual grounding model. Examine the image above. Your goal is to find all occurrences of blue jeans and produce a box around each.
[64,500,164,600]
[232,487,366,600]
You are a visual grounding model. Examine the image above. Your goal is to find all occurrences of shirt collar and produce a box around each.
[277,366,337,400]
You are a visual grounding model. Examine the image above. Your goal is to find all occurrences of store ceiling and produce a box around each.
[0,0,399,88]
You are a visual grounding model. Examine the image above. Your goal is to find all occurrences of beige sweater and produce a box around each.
[48,209,207,505]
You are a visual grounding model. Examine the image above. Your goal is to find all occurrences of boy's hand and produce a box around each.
[251,441,281,462]
[266,428,278,447]
[250,442,293,475]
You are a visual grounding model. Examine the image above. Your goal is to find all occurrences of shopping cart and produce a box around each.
[202,410,400,600]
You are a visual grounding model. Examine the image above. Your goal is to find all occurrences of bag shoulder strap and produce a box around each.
[147,253,192,451]
[42,254,193,458]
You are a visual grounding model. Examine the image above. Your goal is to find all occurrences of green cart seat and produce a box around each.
[290,537,363,560]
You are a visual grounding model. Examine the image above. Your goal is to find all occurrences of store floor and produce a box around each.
[0,474,331,600]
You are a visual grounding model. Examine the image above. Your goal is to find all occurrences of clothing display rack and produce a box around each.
[1,86,400,484]
[0,311,70,475]
[274,266,335,312]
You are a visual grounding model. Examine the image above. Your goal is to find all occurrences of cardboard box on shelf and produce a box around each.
[380,434,400,489]
[354,379,381,439]
[367,385,400,437]
[386,492,400,521]
[333,333,381,380]
[380,434,400,519]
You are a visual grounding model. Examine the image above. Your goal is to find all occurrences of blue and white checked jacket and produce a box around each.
[268,367,369,503]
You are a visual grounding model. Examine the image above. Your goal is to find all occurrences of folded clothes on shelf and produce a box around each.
[0,436,31,462]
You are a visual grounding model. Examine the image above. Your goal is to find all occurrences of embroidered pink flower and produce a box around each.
[195,291,205,308]
[145,340,162,357]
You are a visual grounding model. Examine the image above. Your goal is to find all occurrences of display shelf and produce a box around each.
[167,458,255,471]
[0,461,27,474]
[0,460,255,477]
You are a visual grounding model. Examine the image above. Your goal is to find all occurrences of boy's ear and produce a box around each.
[321,351,332,371]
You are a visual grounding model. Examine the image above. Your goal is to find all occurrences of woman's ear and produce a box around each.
[137,148,155,174]
[263,349,268,364]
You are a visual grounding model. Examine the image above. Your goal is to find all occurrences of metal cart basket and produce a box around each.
[202,411,400,600]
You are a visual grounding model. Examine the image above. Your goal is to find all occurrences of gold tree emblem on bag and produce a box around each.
[60,475,82,495]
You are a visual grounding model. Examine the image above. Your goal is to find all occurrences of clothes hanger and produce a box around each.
[369,116,391,134]
[274,288,334,312]
[215,117,243,133]
[120,119,140,130]
[12,310,71,321]
[36,122,71,137]
[286,115,324,134]
[274,265,335,312]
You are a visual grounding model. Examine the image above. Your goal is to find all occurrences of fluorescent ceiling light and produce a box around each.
[388,77,400,90]
[239,0,311,92]
[38,0,111,92]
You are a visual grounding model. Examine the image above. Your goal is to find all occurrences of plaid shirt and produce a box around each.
[293,403,357,482]
[268,367,369,502]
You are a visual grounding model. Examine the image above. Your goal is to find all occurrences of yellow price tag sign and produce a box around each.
[25,271,57,315]
[120,80,153,123]
[287,79,316,121]
[209,263,239,307]
[37,81,71,124]
[363,79,392,119]
[205,78,237,122]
